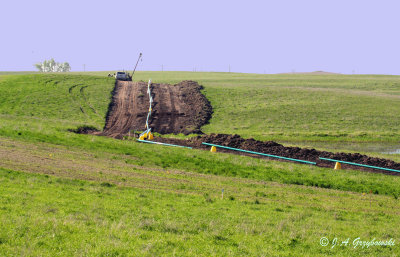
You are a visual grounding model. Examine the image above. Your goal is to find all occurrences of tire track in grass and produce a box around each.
[68,84,89,120]
[80,85,102,119]
[68,84,102,122]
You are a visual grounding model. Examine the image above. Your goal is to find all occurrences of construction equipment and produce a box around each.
[115,71,130,81]
[130,52,142,80]
[114,53,142,81]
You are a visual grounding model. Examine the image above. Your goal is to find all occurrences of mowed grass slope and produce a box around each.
[0,74,114,128]
[0,72,400,256]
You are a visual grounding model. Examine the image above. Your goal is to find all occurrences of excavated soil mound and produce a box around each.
[98,80,212,138]
[157,134,400,175]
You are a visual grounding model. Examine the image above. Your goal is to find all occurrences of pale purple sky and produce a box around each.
[1,0,399,74]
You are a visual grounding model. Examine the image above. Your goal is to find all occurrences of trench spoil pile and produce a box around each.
[98,80,212,138]
[157,134,400,175]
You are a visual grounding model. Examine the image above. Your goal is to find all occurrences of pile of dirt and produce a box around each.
[197,134,400,175]
[68,125,99,134]
[98,80,212,138]
[196,134,322,163]
[195,134,282,149]
[149,80,212,135]
[157,134,400,175]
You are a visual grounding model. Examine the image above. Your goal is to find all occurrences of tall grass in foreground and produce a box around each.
[1,168,399,256]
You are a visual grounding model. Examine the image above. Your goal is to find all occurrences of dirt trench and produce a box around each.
[97,80,212,138]
[156,134,400,176]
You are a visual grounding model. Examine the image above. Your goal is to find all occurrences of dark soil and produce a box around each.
[68,125,99,134]
[95,80,212,138]
[155,134,400,176]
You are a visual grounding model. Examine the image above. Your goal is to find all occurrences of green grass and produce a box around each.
[0,74,114,129]
[1,72,400,256]
[2,164,400,256]
[2,134,400,198]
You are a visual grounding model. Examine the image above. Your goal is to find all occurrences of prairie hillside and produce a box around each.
[0,72,399,256]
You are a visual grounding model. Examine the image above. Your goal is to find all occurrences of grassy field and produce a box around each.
[1,140,400,256]
[0,72,399,256]
[0,74,114,129]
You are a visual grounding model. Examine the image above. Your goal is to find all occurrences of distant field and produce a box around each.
[1,72,399,256]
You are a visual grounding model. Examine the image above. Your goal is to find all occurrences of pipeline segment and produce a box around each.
[202,142,316,165]
[137,139,192,149]
[319,157,400,173]
[139,79,153,140]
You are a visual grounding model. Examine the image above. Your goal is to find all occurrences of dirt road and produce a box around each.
[99,80,212,138]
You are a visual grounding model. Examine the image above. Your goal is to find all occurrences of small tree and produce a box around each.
[35,63,43,72]
[61,62,71,72]
[48,59,56,72]
[35,59,71,72]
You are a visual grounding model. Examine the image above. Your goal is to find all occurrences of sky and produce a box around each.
[1,0,399,74]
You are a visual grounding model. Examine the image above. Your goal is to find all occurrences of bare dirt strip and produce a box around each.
[97,80,212,138]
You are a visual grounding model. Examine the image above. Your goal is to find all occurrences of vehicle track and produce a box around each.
[68,84,88,115]
[68,83,106,122]
[99,80,212,138]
